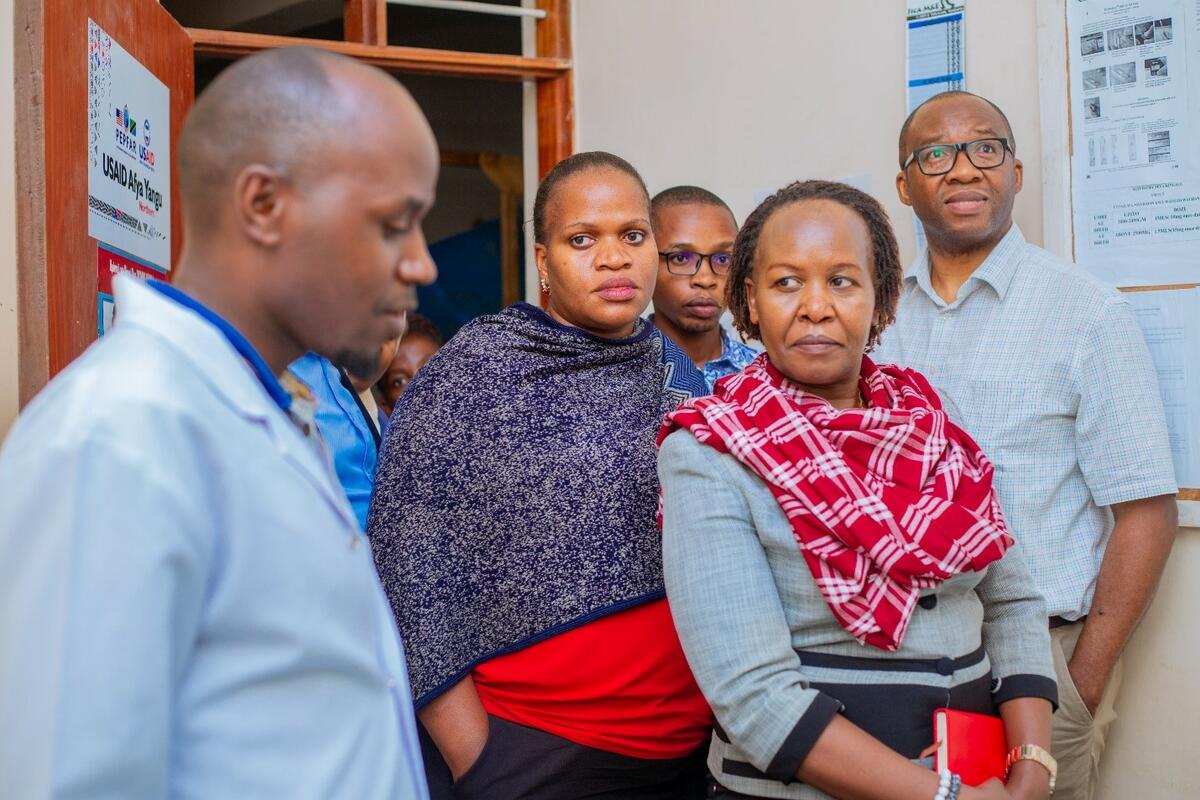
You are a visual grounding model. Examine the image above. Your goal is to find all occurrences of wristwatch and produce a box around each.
[1005,744,1058,794]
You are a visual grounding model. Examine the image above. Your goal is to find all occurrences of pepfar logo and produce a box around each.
[113,104,157,169]
[115,104,137,137]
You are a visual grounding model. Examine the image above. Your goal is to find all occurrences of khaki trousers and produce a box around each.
[1050,621,1124,800]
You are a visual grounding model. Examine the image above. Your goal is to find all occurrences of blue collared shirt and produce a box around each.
[703,328,760,390]
[289,353,379,530]
[0,276,428,800]
[873,225,1176,618]
[648,314,759,392]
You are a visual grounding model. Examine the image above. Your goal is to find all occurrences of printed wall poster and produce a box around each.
[97,244,166,336]
[1068,0,1200,286]
[906,0,967,251]
[87,19,171,271]
[906,0,966,113]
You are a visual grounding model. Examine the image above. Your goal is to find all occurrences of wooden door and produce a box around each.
[15,0,193,403]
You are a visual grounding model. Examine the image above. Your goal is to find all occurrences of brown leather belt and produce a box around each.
[1049,615,1085,629]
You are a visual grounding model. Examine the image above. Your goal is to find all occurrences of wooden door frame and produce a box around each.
[191,0,572,177]
[14,0,574,405]
[15,0,194,405]
[14,0,47,406]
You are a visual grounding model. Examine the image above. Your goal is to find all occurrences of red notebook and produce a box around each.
[933,708,1007,786]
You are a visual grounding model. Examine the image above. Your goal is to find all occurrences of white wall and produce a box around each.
[1,0,19,439]
[571,2,1197,797]
[572,0,1042,264]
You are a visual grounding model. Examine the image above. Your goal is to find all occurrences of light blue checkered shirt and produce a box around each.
[873,225,1176,619]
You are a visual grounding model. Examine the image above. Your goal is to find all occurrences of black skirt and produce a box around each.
[421,714,709,800]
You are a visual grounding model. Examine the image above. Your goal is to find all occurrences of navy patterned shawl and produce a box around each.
[367,303,706,705]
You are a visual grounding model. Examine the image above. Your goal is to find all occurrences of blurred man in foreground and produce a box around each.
[0,47,438,799]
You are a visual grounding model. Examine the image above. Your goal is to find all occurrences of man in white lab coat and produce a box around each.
[0,47,438,799]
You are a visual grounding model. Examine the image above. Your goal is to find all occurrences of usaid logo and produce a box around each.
[140,119,156,168]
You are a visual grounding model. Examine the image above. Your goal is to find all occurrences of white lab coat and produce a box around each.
[0,275,428,799]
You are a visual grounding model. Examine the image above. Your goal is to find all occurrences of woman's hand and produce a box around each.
[1002,760,1052,800]
[961,778,1013,800]
[415,677,490,781]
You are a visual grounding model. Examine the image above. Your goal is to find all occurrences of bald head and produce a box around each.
[898,91,1015,167]
[171,45,439,378]
[177,47,431,233]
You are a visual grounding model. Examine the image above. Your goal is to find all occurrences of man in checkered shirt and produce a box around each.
[874,91,1178,800]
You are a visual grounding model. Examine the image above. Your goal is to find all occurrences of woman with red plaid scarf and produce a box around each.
[658,181,1056,800]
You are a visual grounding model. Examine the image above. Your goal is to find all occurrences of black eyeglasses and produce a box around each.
[659,250,733,276]
[902,137,1013,176]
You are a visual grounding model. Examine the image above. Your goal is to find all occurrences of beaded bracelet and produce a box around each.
[934,770,952,800]
[946,774,963,800]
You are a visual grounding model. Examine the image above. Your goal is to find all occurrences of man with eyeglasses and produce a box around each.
[874,90,1177,800]
[649,185,757,390]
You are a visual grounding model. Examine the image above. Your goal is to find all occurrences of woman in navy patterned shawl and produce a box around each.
[368,153,711,799]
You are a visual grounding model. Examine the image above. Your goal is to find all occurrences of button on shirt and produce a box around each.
[873,225,1175,618]
[0,276,428,800]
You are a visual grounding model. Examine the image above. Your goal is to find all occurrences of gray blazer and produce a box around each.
[659,429,1057,800]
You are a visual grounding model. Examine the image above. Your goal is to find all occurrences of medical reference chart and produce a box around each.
[1068,0,1200,286]
[1125,288,1200,487]
[906,1,967,250]
[906,1,966,113]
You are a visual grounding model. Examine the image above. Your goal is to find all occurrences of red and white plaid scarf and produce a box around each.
[658,354,1012,651]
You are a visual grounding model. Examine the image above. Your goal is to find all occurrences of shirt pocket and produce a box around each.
[950,378,1077,470]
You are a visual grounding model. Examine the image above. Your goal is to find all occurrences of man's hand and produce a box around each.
[1066,661,1104,717]
[1068,495,1176,719]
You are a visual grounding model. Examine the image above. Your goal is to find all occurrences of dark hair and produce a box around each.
[532,151,649,244]
[650,185,736,224]
[402,313,443,347]
[726,180,902,350]
[897,91,1016,167]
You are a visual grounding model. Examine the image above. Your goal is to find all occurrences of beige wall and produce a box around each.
[1098,523,1200,798]
[1,0,19,440]
[571,2,1197,797]
[572,0,1042,265]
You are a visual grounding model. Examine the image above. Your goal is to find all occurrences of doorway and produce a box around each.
[169,0,529,339]
[13,0,571,401]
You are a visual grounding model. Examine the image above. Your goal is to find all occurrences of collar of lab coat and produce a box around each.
[113,274,360,531]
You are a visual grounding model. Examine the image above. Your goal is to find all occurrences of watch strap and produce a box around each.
[1005,743,1058,794]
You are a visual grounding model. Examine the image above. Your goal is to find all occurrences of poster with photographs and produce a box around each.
[1068,0,1200,286]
